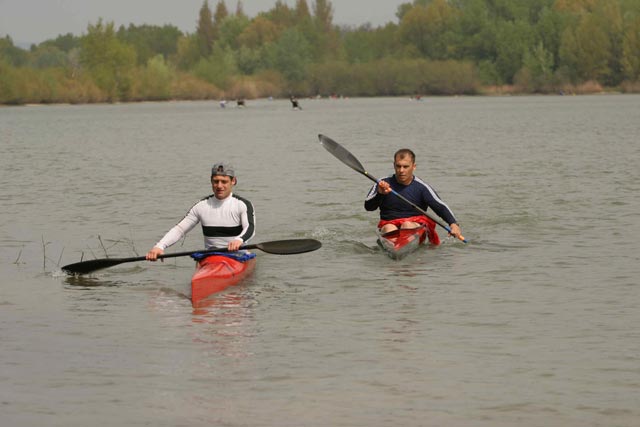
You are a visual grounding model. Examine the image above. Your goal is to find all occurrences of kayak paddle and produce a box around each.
[317,134,466,243]
[62,238,322,275]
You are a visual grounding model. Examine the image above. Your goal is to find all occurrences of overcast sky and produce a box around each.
[0,0,407,46]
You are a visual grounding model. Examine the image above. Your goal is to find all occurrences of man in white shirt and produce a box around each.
[146,163,256,261]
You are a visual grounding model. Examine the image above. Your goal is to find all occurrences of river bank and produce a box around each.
[2,83,638,108]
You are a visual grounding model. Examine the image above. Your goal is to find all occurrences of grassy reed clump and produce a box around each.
[224,74,284,99]
[478,85,518,95]
[570,80,605,94]
[306,58,478,97]
[619,80,640,93]
[170,73,222,100]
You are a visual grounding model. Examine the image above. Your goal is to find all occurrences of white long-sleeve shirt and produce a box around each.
[155,193,255,250]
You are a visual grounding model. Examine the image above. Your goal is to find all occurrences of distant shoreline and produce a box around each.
[2,88,635,108]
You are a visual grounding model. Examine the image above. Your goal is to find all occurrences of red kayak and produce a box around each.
[191,253,256,306]
[376,220,440,260]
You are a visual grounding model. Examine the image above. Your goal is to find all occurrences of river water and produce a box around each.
[1,95,639,426]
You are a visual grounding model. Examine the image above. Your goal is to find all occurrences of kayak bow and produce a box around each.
[190,253,256,306]
[377,226,428,260]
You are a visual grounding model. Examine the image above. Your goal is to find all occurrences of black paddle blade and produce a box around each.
[318,134,366,174]
[255,239,321,255]
[61,257,138,275]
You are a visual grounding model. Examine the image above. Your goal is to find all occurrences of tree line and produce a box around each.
[1,0,640,105]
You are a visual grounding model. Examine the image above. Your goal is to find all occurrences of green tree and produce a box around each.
[396,0,435,21]
[396,2,414,22]
[294,0,320,60]
[343,23,400,63]
[214,0,230,22]
[516,42,555,91]
[266,28,312,82]
[424,0,461,58]
[398,5,430,57]
[238,16,280,48]
[553,0,597,14]
[265,0,296,29]
[535,6,568,72]
[0,36,29,66]
[343,25,380,63]
[0,61,20,103]
[117,24,182,65]
[398,1,461,59]
[621,16,640,80]
[30,45,69,69]
[483,0,532,21]
[133,55,173,100]
[174,34,201,70]
[80,19,137,100]
[197,0,215,57]
[213,0,230,41]
[39,33,81,52]
[217,15,250,50]
[313,0,334,33]
[592,0,623,85]
[295,0,311,20]
[193,44,237,88]
[494,19,534,83]
[235,0,247,19]
[456,0,497,61]
[235,46,262,74]
[559,12,611,82]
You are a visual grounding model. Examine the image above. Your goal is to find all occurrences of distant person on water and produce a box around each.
[364,149,462,241]
[290,95,300,109]
[146,163,256,261]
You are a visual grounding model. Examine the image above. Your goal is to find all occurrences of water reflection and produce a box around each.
[192,291,245,314]
[144,278,257,359]
[386,266,425,280]
[190,291,256,360]
[346,240,378,254]
[63,274,127,289]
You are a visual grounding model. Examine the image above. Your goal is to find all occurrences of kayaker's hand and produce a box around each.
[449,223,462,239]
[146,247,164,262]
[227,239,242,251]
[377,181,391,195]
